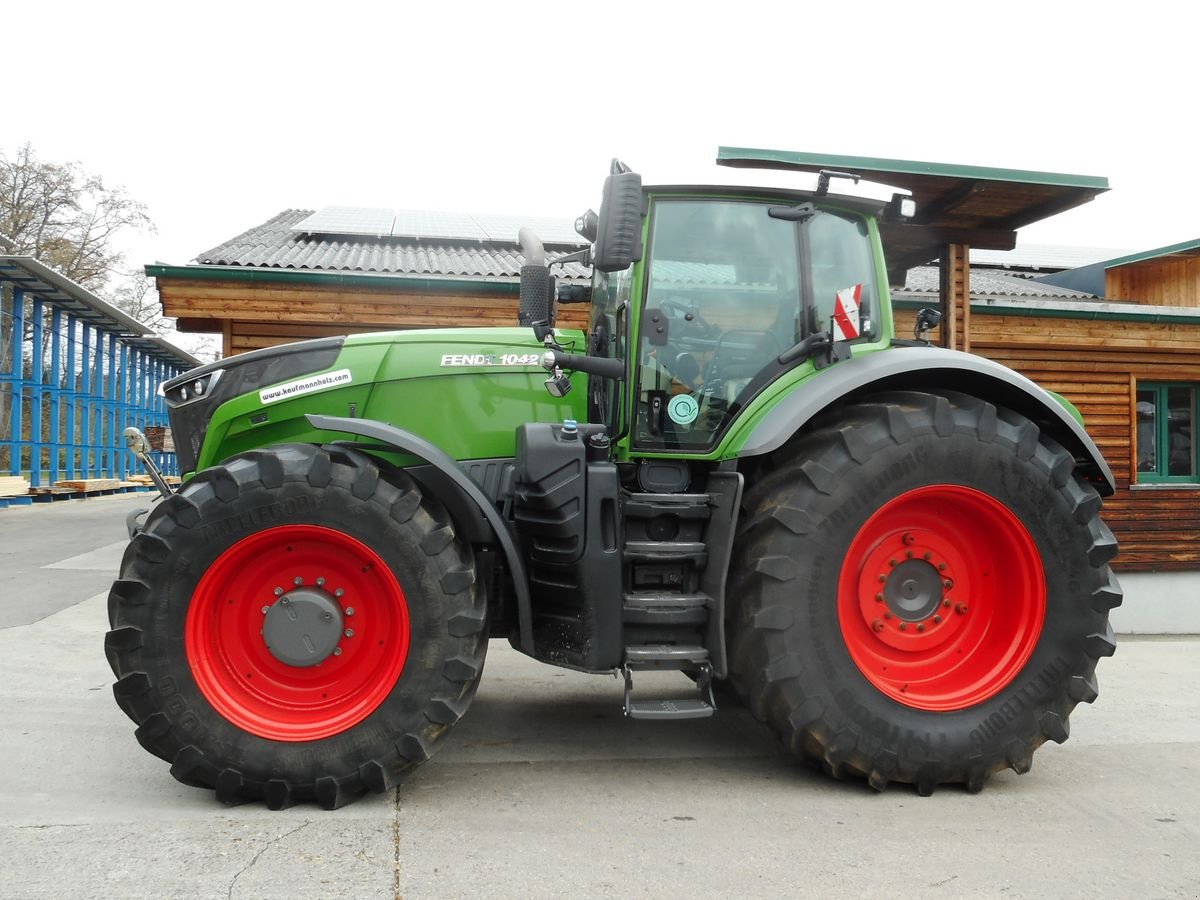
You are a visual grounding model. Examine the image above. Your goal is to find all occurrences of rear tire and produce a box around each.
[105,443,487,809]
[727,391,1121,794]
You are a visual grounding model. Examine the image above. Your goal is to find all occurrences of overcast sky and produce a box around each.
[7,0,1196,318]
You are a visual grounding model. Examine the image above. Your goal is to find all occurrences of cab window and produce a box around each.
[632,199,875,451]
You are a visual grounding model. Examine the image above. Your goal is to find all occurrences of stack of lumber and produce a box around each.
[126,473,182,486]
[0,476,31,497]
[53,478,123,492]
[143,426,175,452]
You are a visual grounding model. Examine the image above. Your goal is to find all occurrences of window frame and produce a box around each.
[629,196,880,454]
[1135,381,1199,484]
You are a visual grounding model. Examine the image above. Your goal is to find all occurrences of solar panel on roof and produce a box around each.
[293,207,588,246]
[391,210,488,241]
[473,214,583,245]
[292,207,396,236]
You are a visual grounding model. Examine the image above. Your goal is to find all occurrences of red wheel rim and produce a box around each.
[838,485,1045,711]
[186,524,410,741]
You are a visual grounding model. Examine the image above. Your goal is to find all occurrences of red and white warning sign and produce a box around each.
[832,284,862,341]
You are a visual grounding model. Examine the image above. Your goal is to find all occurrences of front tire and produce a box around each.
[728,391,1121,794]
[105,443,487,809]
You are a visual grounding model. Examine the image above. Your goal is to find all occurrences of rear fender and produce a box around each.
[736,346,1116,495]
[306,414,534,652]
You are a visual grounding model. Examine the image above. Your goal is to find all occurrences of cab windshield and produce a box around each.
[632,197,877,451]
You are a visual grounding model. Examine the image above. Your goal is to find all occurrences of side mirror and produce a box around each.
[593,162,643,273]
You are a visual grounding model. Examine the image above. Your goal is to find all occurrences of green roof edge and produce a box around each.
[717,147,1110,192]
[145,264,520,295]
[1101,237,1200,270]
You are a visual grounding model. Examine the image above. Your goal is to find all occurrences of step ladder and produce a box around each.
[622,644,717,720]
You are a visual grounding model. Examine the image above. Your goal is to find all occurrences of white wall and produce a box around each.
[1109,571,1200,634]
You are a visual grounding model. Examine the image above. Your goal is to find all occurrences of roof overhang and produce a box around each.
[0,255,199,366]
[717,147,1110,281]
[1101,237,1200,270]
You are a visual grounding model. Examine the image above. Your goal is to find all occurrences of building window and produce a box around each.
[1136,383,1197,483]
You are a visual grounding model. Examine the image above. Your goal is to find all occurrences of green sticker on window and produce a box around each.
[668,394,700,425]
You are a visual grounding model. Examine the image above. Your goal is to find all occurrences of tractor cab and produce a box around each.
[522,160,902,459]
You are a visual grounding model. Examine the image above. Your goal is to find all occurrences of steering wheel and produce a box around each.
[659,298,717,340]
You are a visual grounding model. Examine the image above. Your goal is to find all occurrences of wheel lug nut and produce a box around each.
[944,579,954,589]
[261,606,270,614]
[917,623,926,632]
[335,588,345,598]
[938,563,947,572]
[934,615,943,624]
[956,603,969,615]
[943,599,951,608]
[316,577,326,587]
[899,622,908,631]
[344,628,354,638]
[875,593,885,602]
[878,575,887,583]
[906,550,914,559]
[872,619,885,633]
[884,612,892,619]
[333,647,342,656]
[889,559,897,567]
[345,607,355,616]
[923,552,932,561]
[293,576,303,586]
[273,587,283,596]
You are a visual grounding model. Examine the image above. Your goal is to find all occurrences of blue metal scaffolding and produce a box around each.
[1,255,199,498]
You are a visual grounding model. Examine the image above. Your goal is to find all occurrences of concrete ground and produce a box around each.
[0,493,1198,899]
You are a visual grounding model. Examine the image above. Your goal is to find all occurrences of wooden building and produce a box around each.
[148,209,590,357]
[145,160,1200,629]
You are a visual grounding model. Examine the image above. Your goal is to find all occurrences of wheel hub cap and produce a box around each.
[838,485,1046,711]
[185,523,411,742]
[262,588,344,667]
[885,559,943,621]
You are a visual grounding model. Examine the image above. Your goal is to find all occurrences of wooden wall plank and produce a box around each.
[1106,256,1200,308]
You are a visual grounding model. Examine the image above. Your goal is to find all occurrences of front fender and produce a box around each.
[306,414,534,652]
[734,345,1116,495]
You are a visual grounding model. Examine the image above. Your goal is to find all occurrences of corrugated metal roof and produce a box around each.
[195,210,1110,305]
[197,209,591,281]
[898,265,1099,300]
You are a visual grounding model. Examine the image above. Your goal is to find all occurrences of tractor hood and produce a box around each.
[171,327,588,477]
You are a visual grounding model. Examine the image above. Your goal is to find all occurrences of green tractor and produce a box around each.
[107,155,1120,809]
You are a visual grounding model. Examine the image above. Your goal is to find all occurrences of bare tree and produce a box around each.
[0,142,152,291]
[111,269,173,335]
[1,144,158,450]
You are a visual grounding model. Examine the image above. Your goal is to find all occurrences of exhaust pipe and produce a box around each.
[518,227,552,327]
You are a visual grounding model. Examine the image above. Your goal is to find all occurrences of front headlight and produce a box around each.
[164,369,223,407]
